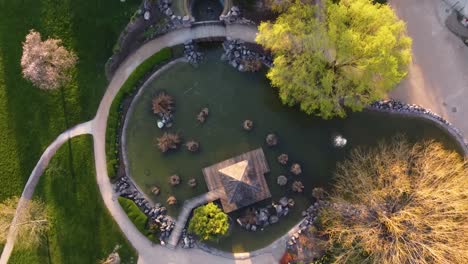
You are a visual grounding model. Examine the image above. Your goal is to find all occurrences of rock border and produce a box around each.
[116,59,186,244]
[368,100,468,157]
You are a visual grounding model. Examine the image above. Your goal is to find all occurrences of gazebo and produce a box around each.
[202,148,271,213]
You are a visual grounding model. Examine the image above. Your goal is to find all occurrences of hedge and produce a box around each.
[106,47,172,179]
[118,196,149,233]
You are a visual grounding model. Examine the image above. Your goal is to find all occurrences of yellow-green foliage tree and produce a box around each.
[321,138,468,264]
[188,202,229,241]
[256,0,412,119]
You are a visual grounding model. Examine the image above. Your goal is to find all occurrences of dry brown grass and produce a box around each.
[321,137,468,264]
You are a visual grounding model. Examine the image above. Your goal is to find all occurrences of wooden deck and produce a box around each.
[202,148,271,213]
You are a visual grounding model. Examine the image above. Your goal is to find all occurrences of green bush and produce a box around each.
[117,196,161,243]
[118,197,148,234]
[106,47,172,179]
[188,202,229,241]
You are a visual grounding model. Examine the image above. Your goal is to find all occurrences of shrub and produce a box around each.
[321,138,468,264]
[117,197,159,243]
[188,202,229,241]
[117,197,148,234]
[106,47,172,179]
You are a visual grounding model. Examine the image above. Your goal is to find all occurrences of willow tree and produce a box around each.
[321,139,468,264]
[256,0,412,119]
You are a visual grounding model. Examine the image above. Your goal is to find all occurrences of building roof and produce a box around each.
[202,148,271,213]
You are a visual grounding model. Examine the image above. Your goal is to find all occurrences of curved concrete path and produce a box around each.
[168,190,221,248]
[0,121,93,264]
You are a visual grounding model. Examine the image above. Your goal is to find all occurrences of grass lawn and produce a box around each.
[0,0,140,261]
[9,137,137,263]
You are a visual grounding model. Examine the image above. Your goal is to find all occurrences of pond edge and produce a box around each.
[117,58,468,259]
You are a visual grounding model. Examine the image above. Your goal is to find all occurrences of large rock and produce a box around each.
[164,8,173,16]
[269,215,279,224]
[144,11,151,20]
[274,204,283,215]
[258,211,269,223]
[279,197,289,207]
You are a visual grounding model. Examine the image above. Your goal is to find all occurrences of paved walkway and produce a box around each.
[0,121,93,264]
[389,0,468,143]
[168,191,221,248]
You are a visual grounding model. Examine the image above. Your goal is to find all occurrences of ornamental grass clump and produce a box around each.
[155,132,181,153]
[152,92,174,115]
[321,137,468,264]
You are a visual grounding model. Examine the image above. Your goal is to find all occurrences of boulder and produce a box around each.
[279,197,289,207]
[164,8,173,16]
[258,211,269,223]
[269,215,279,224]
[144,11,151,20]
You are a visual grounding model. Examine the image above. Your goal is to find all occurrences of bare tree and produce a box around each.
[21,30,77,90]
[321,138,468,264]
[0,197,49,249]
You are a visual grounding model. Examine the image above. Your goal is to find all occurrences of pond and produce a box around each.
[124,47,460,252]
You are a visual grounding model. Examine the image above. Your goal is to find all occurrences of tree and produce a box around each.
[265,0,313,13]
[256,0,412,119]
[0,197,49,249]
[188,202,229,241]
[320,138,468,264]
[21,29,77,90]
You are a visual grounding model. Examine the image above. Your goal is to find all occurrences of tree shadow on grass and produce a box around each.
[0,0,58,201]
[35,136,136,263]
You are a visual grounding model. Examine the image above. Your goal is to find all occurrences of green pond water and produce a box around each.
[124,48,460,252]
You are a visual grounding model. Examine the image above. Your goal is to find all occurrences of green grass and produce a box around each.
[9,137,137,263]
[0,0,140,201]
[106,47,172,179]
[0,0,141,261]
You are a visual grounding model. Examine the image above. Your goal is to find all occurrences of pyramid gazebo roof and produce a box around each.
[202,148,271,213]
